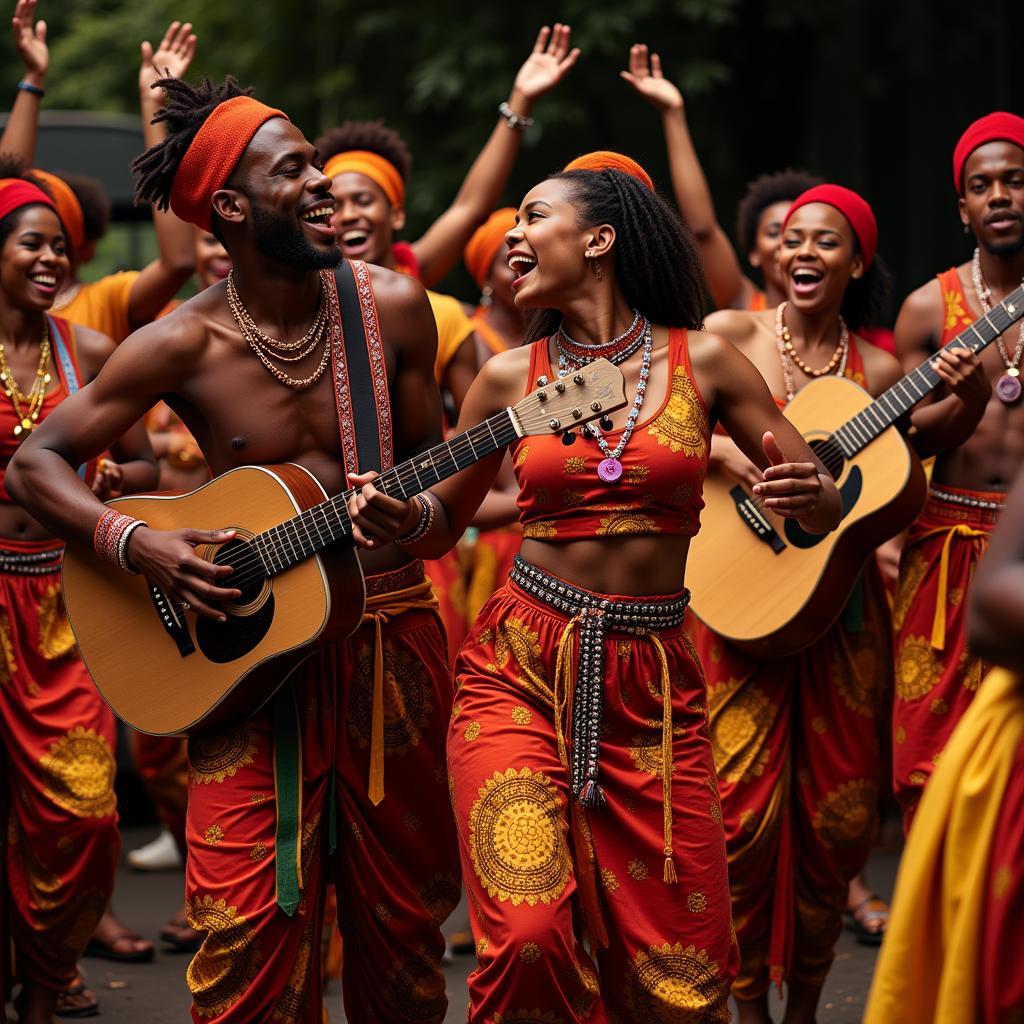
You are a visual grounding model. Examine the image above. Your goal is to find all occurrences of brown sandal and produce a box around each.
[54,972,100,1018]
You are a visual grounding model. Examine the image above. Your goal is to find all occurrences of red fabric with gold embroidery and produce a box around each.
[449,579,737,1021]
[0,539,119,994]
[130,732,188,854]
[891,486,1002,829]
[183,570,458,1023]
[513,330,709,541]
[690,338,888,998]
[936,267,976,345]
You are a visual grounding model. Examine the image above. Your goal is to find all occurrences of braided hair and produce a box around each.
[526,169,706,342]
[132,76,252,214]
[735,169,822,257]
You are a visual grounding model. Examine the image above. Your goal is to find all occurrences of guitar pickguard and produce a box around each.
[784,466,863,549]
[195,596,275,664]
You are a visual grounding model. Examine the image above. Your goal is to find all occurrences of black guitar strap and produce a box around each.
[333,259,388,474]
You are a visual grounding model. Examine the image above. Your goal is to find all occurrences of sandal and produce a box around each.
[54,972,100,1019]
[160,910,205,953]
[84,929,155,963]
[847,893,889,946]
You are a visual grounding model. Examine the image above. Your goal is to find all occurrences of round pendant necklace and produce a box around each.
[556,318,653,483]
[970,248,1024,404]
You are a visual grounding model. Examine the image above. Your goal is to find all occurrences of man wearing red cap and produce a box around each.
[8,75,459,1024]
[891,110,1024,829]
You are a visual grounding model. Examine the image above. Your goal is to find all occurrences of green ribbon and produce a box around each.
[271,687,302,917]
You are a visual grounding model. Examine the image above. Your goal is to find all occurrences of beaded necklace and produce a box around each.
[774,302,849,402]
[970,247,1024,403]
[0,320,53,438]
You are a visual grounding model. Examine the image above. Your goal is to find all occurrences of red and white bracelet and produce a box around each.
[93,508,147,575]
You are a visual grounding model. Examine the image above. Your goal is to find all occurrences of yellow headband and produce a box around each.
[323,150,405,208]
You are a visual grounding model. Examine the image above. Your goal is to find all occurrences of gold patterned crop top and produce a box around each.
[513,328,710,541]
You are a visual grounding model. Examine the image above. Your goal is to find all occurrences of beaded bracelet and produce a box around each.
[93,508,147,574]
[498,101,533,131]
[395,494,434,546]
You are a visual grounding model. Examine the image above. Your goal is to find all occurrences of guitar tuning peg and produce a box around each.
[599,415,614,431]
[573,373,585,384]
[536,376,549,387]
[561,430,577,447]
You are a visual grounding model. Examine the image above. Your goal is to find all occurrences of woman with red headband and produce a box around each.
[354,152,842,1020]
[0,162,156,1021]
[689,184,982,1023]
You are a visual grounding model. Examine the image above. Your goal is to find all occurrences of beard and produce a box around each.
[980,231,1024,258]
[249,194,341,271]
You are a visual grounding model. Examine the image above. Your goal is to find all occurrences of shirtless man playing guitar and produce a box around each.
[8,75,459,1024]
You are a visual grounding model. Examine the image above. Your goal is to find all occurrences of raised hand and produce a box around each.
[620,43,683,113]
[512,24,580,104]
[11,0,48,86]
[140,20,196,102]
[752,430,825,519]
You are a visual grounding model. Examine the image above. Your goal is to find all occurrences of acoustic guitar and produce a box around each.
[686,284,1024,657]
[62,360,626,735]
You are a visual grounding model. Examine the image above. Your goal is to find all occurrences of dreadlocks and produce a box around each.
[132,76,252,213]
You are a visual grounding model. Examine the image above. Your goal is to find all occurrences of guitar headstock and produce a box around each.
[511,357,628,438]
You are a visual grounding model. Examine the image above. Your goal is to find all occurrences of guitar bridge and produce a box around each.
[729,486,786,554]
[149,584,196,658]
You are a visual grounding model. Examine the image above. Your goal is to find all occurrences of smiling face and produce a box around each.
[327,172,404,267]
[959,141,1024,256]
[194,230,231,291]
[505,178,613,310]
[213,118,340,270]
[748,199,794,292]
[778,203,862,315]
[0,205,69,312]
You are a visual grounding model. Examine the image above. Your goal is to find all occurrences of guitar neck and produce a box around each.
[250,410,520,576]
[832,283,1024,458]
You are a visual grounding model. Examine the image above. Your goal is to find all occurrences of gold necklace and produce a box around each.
[227,270,334,389]
[0,323,53,437]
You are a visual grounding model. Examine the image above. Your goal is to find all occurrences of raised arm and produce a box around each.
[694,330,841,533]
[1,0,48,163]
[127,21,198,330]
[412,25,579,288]
[621,44,752,310]
[968,467,1024,672]
[894,279,990,457]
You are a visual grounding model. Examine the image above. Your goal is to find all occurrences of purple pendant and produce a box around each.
[597,457,623,483]
[996,373,1022,404]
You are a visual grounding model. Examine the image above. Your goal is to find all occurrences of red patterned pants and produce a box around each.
[449,579,736,1022]
[0,540,119,994]
[691,567,891,999]
[183,567,459,1022]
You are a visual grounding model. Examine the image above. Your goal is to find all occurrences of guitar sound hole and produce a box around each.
[809,437,845,481]
[216,539,266,604]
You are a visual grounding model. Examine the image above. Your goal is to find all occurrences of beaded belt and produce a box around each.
[930,486,1006,512]
[0,545,64,575]
[510,555,689,808]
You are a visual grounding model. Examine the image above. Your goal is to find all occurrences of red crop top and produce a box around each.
[0,316,95,503]
[513,327,709,540]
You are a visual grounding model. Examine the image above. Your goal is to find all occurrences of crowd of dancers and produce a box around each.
[1,1,1023,1021]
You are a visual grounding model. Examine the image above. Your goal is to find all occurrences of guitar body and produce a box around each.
[61,464,365,736]
[687,376,927,656]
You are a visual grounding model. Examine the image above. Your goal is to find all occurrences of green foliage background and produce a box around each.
[2,0,1020,305]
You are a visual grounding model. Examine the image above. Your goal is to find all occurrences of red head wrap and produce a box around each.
[952,112,1024,194]
[784,184,878,270]
[563,151,655,192]
[169,96,289,231]
[0,179,58,226]
[30,170,86,256]
[464,208,517,287]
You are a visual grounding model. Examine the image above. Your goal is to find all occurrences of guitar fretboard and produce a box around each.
[242,410,520,577]
[832,283,1024,458]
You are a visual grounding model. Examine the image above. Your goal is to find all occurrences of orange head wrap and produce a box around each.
[563,151,655,192]
[169,96,288,231]
[30,170,86,256]
[464,207,517,287]
[323,151,405,208]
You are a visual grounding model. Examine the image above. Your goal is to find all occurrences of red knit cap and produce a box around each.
[784,184,878,269]
[170,96,289,231]
[0,179,58,224]
[464,208,517,287]
[952,112,1024,194]
[563,151,654,191]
